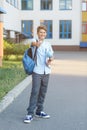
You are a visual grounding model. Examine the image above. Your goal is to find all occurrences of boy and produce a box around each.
[24,25,54,123]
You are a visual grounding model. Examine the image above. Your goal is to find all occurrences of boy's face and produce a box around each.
[37,29,47,40]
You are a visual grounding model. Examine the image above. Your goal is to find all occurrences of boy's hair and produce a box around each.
[37,25,47,33]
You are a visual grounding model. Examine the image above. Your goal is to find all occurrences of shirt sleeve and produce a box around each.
[46,43,54,58]
[49,43,54,55]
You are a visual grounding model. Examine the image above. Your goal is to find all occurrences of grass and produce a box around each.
[0,60,27,100]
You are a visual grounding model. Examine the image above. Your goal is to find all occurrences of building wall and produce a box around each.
[0,0,4,6]
[0,0,5,66]
[4,1,21,33]
[0,22,3,57]
[82,12,87,21]
[80,0,87,47]
[2,0,84,50]
[82,12,87,42]
[19,0,82,46]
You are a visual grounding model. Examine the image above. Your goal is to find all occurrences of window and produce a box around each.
[59,20,72,39]
[41,0,52,10]
[14,0,19,8]
[10,0,15,5]
[6,0,10,3]
[40,20,52,38]
[21,0,33,10]
[82,22,87,34]
[82,1,87,11]
[6,0,19,8]
[22,20,33,38]
[59,0,72,10]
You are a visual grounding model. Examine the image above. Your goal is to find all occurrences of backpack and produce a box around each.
[22,46,37,75]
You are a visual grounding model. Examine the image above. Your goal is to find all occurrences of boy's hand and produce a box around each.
[46,59,51,66]
[32,41,41,47]
[46,57,54,66]
[36,41,41,47]
[49,57,54,61]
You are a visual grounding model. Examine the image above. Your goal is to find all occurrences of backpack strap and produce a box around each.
[33,46,37,59]
[33,39,39,64]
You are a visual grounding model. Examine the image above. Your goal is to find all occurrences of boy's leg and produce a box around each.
[27,73,41,115]
[36,74,49,113]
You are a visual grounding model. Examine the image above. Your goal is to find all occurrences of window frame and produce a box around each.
[59,20,72,39]
[59,0,72,10]
[82,1,87,11]
[6,0,10,3]
[6,0,19,8]
[40,0,53,10]
[14,0,19,8]
[10,0,15,5]
[21,0,33,10]
[21,20,33,38]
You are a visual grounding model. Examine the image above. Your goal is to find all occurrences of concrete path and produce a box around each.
[0,51,87,130]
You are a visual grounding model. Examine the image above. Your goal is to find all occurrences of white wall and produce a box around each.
[19,0,82,46]
[4,1,21,32]
[0,0,4,6]
[3,0,82,46]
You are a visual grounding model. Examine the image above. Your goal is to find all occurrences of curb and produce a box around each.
[0,76,32,113]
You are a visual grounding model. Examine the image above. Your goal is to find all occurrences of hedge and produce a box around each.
[3,39,30,60]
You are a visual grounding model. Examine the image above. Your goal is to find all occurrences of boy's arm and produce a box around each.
[46,56,54,66]
[31,41,40,47]
[46,59,53,66]
[47,45,54,65]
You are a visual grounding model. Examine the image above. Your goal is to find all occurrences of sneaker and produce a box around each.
[35,111,50,119]
[24,115,33,123]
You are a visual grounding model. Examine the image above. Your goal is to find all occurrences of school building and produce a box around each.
[0,0,87,51]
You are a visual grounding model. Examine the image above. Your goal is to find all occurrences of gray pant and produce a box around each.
[27,72,49,115]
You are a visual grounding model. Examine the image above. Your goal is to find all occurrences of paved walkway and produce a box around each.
[0,51,87,130]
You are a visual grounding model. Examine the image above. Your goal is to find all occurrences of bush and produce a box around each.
[3,40,30,61]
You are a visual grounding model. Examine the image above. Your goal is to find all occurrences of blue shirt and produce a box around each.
[31,38,54,74]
